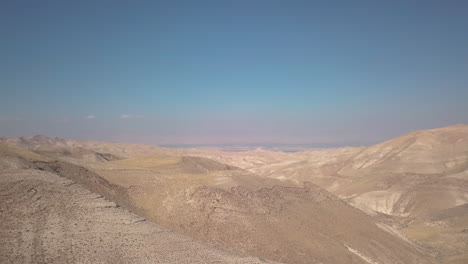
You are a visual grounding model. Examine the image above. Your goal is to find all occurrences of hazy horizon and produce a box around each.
[2,124,466,152]
[2,1,468,145]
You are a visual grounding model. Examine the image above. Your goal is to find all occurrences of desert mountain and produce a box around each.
[3,125,466,263]
[181,125,468,263]
[186,125,468,218]
[0,135,439,263]
[0,144,272,264]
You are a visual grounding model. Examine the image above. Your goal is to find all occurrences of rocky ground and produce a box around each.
[1,125,466,264]
[0,168,272,264]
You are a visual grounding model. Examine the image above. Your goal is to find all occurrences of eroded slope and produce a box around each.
[0,146,273,264]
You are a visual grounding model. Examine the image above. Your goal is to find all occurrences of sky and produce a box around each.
[1,0,468,146]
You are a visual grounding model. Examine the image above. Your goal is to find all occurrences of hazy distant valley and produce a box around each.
[1,125,467,264]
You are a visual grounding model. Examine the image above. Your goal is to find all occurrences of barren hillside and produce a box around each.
[182,125,468,263]
[1,139,438,263]
[0,145,273,264]
[2,125,466,263]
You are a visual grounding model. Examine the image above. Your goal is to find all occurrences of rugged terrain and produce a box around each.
[183,125,468,264]
[1,125,467,263]
[0,145,272,264]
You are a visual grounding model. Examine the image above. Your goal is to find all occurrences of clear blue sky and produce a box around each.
[1,0,467,145]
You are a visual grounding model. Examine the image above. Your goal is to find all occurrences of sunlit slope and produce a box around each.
[0,136,121,163]
[0,147,271,264]
[86,153,436,264]
[3,129,461,263]
[177,125,467,263]
[333,125,468,218]
[338,125,468,176]
[0,135,178,163]
[0,143,50,170]
[209,125,468,219]
[402,203,468,264]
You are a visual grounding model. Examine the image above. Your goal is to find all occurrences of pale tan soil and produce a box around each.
[182,126,468,217]
[180,125,468,264]
[0,143,436,264]
[402,204,468,264]
[39,155,435,263]
[1,124,466,264]
[0,168,273,264]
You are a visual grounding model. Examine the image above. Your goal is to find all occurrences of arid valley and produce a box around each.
[2,1,468,263]
[1,125,467,264]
